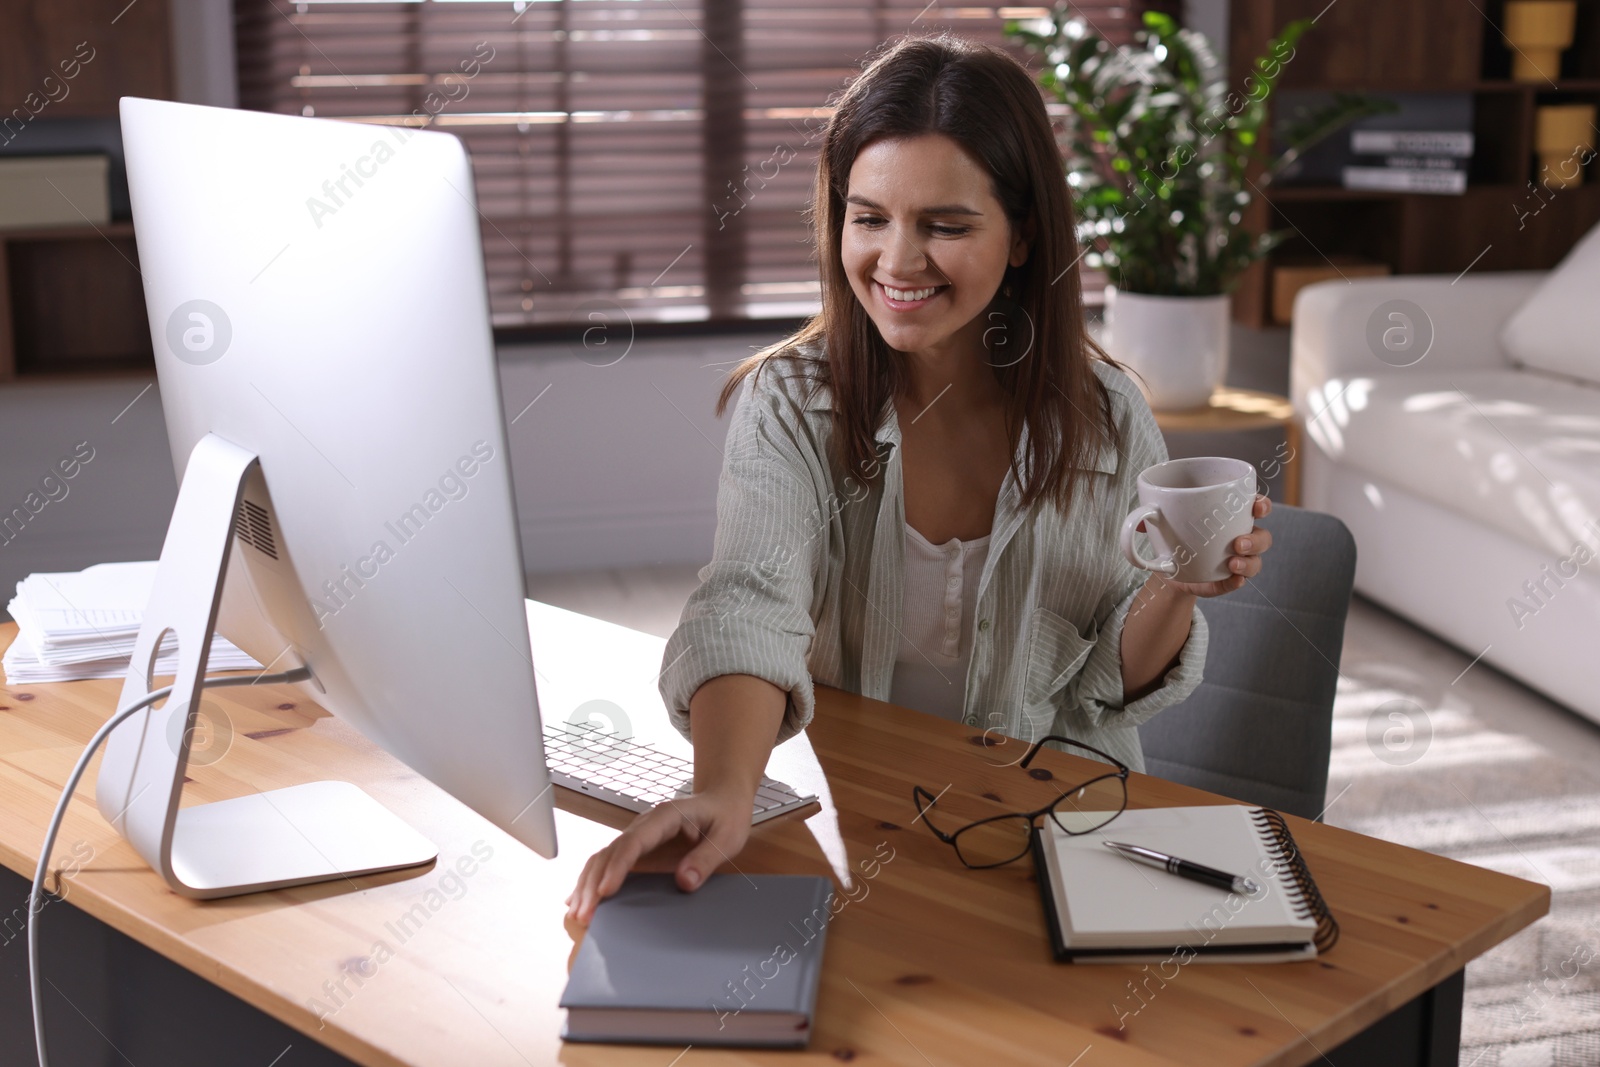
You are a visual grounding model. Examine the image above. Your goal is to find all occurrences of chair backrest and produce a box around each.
[1137,504,1356,821]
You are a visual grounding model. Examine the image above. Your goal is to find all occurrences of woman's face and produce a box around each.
[841,133,1029,360]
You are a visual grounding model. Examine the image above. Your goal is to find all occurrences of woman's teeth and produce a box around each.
[883,284,940,301]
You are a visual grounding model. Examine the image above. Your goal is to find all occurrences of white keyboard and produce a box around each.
[542,722,818,824]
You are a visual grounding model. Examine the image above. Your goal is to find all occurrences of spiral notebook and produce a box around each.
[1031,804,1339,963]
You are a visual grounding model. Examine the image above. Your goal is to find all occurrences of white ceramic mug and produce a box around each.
[1119,457,1258,583]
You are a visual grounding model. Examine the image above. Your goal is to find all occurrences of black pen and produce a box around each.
[1104,841,1262,895]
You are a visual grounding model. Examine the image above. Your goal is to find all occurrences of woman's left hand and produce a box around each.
[1169,493,1273,598]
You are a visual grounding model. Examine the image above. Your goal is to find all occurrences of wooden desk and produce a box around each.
[1153,387,1302,507]
[0,614,1547,1067]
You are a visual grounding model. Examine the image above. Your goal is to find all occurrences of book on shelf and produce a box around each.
[1341,166,1467,194]
[1272,91,1475,190]
[1341,126,1473,194]
[1366,154,1468,172]
[1350,129,1474,157]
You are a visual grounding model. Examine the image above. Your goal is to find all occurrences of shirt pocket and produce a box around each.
[1023,605,1098,709]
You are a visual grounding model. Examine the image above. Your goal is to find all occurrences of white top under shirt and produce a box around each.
[888,521,991,722]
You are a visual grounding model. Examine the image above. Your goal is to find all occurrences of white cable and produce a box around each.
[29,666,312,1067]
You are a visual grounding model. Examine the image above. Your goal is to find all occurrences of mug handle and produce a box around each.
[1120,504,1179,577]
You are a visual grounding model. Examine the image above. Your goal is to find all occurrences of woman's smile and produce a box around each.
[876,280,949,310]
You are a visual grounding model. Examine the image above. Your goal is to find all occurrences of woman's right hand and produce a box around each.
[566,673,787,925]
[565,783,756,925]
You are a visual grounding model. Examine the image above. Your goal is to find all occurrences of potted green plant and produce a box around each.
[1006,8,1391,408]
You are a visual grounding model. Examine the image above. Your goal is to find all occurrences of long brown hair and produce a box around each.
[717,32,1121,513]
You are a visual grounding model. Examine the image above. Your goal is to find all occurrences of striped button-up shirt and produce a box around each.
[658,348,1207,772]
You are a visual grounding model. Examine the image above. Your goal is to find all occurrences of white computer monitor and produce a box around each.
[95,97,558,898]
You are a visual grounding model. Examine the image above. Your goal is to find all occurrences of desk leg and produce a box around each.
[1325,968,1464,1067]
[1283,419,1303,507]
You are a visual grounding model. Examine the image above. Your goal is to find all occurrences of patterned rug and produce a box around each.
[1324,599,1600,1067]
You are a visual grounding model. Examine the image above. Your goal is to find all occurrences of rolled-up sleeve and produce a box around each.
[1069,582,1208,729]
[1065,390,1209,728]
[658,372,824,744]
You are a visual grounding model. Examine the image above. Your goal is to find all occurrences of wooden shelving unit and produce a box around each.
[0,0,169,381]
[0,223,152,381]
[1229,0,1600,327]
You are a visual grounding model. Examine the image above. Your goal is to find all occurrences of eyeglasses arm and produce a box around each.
[910,785,957,843]
[1018,734,1129,773]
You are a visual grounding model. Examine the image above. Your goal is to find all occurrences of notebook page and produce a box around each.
[1047,805,1316,948]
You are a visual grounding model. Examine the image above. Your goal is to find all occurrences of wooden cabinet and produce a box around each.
[1230,0,1600,326]
[0,0,172,121]
[0,224,153,380]
[0,1,171,380]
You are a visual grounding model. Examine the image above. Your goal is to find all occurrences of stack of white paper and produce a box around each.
[3,561,263,683]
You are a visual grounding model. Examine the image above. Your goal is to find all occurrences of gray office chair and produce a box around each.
[1137,504,1356,822]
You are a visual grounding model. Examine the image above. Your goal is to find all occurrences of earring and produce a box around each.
[1002,281,1014,299]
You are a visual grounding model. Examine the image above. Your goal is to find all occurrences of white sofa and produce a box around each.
[1290,270,1600,725]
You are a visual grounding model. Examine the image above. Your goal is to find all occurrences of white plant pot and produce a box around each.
[1102,286,1230,411]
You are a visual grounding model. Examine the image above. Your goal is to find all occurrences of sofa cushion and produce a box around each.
[1501,218,1600,386]
[1305,368,1600,569]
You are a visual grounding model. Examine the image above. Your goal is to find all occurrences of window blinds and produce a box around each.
[236,1,1147,328]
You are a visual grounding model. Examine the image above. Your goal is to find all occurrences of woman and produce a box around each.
[567,33,1272,923]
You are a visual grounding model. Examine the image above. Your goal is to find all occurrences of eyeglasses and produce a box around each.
[911,734,1130,869]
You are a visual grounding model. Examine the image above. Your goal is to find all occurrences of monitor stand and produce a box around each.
[94,433,437,899]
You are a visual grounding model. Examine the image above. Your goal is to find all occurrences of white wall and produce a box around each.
[0,316,1298,618]
[0,379,179,607]
[498,332,785,572]
[0,333,784,615]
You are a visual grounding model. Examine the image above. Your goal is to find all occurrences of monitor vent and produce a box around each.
[234,499,278,560]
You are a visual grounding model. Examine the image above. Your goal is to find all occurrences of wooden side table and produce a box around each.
[1152,386,1301,506]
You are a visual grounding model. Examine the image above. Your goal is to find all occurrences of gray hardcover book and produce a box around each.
[560,872,834,1047]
